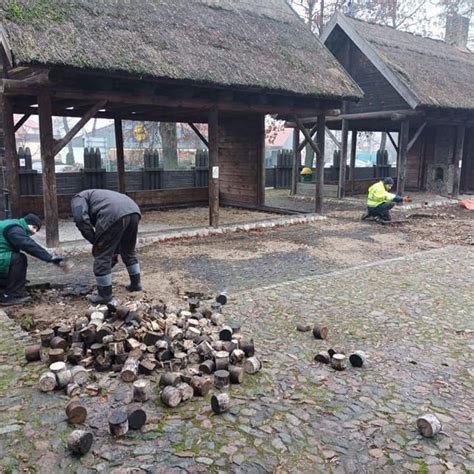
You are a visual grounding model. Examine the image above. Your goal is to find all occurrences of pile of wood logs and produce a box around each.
[314,348,366,370]
[28,297,262,414]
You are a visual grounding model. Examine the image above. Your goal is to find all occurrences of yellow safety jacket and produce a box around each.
[367,181,396,207]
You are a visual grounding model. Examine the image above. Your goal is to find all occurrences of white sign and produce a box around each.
[212,166,219,179]
[19,158,26,167]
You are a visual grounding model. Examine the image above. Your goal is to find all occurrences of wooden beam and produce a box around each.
[53,100,106,156]
[326,127,341,150]
[297,123,318,153]
[338,119,349,199]
[291,128,300,196]
[188,122,209,148]
[397,119,410,195]
[452,124,465,198]
[387,132,399,153]
[114,119,126,194]
[38,93,59,247]
[1,95,21,216]
[293,115,321,157]
[13,113,31,132]
[349,130,357,195]
[257,114,265,206]
[407,122,426,152]
[1,73,49,95]
[326,109,422,122]
[315,114,326,213]
[208,107,219,228]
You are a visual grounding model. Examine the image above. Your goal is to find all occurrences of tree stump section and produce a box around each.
[40,328,55,347]
[240,339,255,357]
[244,357,262,374]
[176,382,194,402]
[57,326,71,342]
[211,393,230,414]
[25,344,42,362]
[121,358,139,382]
[331,354,347,370]
[230,349,245,364]
[133,379,149,402]
[161,386,182,408]
[219,325,233,341]
[216,293,228,305]
[190,376,212,396]
[67,430,93,455]
[71,366,89,385]
[417,414,442,438]
[66,400,87,424]
[228,365,244,384]
[159,372,182,387]
[127,405,147,430]
[314,351,330,364]
[50,336,68,351]
[49,347,66,363]
[214,351,230,370]
[296,323,312,332]
[57,369,72,388]
[312,325,328,340]
[167,326,183,341]
[214,370,230,390]
[66,383,80,398]
[67,347,83,364]
[349,351,366,368]
[108,409,129,437]
[39,371,57,392]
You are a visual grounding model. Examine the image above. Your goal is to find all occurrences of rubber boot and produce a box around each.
[126,274,143,292]
[88,285,113,304]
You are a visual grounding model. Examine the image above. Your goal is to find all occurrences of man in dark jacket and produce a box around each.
[0,213,65,306]
[71,189,142,304]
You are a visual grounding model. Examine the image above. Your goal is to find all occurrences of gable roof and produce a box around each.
[0,0,362,102]
[322,12,474,111]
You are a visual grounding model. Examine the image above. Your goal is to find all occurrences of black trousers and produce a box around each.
[0,252,28,297]
[367,202,395,221]
[93,213,140,277]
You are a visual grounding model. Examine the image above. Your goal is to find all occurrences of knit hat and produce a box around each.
[24,213,42,231]
[384,177,394,185]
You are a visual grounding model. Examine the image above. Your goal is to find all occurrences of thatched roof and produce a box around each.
[0,0,361,101]
[323,13,474,110]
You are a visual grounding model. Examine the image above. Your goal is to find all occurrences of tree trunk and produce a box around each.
[62,117,75,165]
[304,143,314,168]
[159,122,178,169]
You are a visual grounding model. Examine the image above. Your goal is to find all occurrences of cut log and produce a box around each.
[181,367,200,384]
[96,324,113,342]
[48,347,65,363]
[57,326,71,342]
[90,343,104,357]
[244,357,262,374]
[121,358,139,383]
[210,302,221,313]
[219,325,233,341]
[216,293,228,306]
[57,369,72,388]
[25,344,42,362]
[127,405,147,430]
[188,297,200,312]
[116,306,130,320]
[228,320,241,333]
[94,354,112,372]
[328,349,337,358]
[79,356,95,368]
[417,414,442,438]
[240,339,255,357]
[228,365,244,384]
[109,342,125,357]
[155,340,170,352]
[331,354,346,371]
[222,340,237,353]
[159,372,182,387]
[108,409,129,437]
[312,325,328,340]
[125,338,141,352]
[79,326,96,346]
[66,400,87,424]
[214,369,230,390]
[185,327,201,340]
[89,311,105,324]
[66,382,81,398]
[38,371,57,392]
[176,382,194,402]
[161,386,182,408]
[190,375,212,397]
[211,312,224,326]
[214,351,230,370]
[50,336,68,351]
[67,347,83,364]
[71,366,89,385]
[139,358,156,375]
[74,317,89,331]
[199,359,215,375]
[133,379,149,402]
[212,340,225,351]
[156,349,172,362]
[67,430,93,455]
[197,340,213,358]
[40,328,55,347]
[296,323,312,332]
[211,393,230,414]
[187,348,201,365]
[314,352,330,364]
[167,325,183,341]
[349,351,366,368]
[102,334,114,345]
[143,331,162,346]
[230,349,245,364]
[50,361,66,374]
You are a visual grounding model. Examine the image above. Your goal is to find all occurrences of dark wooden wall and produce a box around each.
[461,127,474,193]
[218,114,264,206]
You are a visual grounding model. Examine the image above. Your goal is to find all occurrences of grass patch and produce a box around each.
[414,458,429,474]
[5,0,66,24]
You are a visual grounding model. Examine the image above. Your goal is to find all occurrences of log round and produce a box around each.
[199,359,215,375]
[228,365,244,384]
[219,325,233,342]
[187,348,201,365]
[67,347,83,364]
[296,323,312,332]
[167,326,183,341]
[127,405,147,430]
[102,334,114,345]
[161,386,182,408]
[57,369,72,388]
[49,361,66,374]
[38,371,57,392]
[349,351,366,368]
[228,320,241,333]
[210,312,224,326]
[211,392,230,414]
[40,328,55,347]
[314,352,330,364]
[71,366,89,385]
[216,293,228,306]
[185,327,201,341]
[121,358,139,383]
[244,357,262,374]
[327,349,337,358]
[312,325,329,340]
[66,400,87,424]
[176,382,194,402]
[188,297,200,312]
[190,376,212,397]
[331,354,347,371]
[108,409,129,437]
[66,382,81,398]
[214,370,230,390]
[239,339,255,357]
[90,343,104,357]
[210,302,221,313]
[212,340,225,351]
[214,351,230,370]
[25,344,42,362]
[159,372,182,387]
[96,325,114,342]
[49,348,65,363]
[57,326,71,342]
[230,349,245,365]
[67,430,93,455]
[417,414,442,438]
[133,379,149,402]
[74,317,89,331]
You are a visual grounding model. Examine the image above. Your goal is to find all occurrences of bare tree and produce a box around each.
[159,122,178,169]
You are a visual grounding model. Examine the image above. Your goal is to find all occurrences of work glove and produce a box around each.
[50,256,65,265]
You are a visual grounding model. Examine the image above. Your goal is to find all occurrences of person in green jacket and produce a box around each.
[361,177,403,222]
[0,214,65,306]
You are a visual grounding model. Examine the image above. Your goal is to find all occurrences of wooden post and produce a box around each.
[338,118,349,199]
[349,130,357,195]
[38,93,59,247]
[208,107,219,227]
[397,119,409,195]
[315,114,326,213]
[291,128,300,195]
[257,114,265,206]
[452,124,465,198]
[1,95,21,216]
[114,118,126,193]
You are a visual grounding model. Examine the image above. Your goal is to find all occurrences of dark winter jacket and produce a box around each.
[71,189,141,244]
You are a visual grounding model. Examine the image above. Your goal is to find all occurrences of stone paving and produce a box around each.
[1,245,473,473]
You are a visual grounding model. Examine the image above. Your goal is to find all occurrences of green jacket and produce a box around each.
[367,181,396,207]
[0,218,32,275]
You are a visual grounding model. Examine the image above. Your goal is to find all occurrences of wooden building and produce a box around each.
[0,0,361,246]
[320,13,474,198]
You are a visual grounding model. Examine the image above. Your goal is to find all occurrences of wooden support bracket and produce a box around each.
[387,132,399,153]
[296,122,318,153]
[13,114,31,132]
[188,123,209,148]
[326,127,342,150]
[407,122,426,152]
[293,115,321,158]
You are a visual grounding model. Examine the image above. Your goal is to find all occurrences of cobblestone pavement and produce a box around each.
[1,245,473,473]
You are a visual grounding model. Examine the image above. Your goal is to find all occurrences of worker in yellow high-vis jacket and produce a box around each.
[362,177,404,222]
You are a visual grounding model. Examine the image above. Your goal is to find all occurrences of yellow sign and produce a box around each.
[133,123,148,142]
